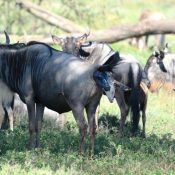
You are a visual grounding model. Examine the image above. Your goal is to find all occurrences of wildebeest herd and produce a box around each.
[0,31,174,154]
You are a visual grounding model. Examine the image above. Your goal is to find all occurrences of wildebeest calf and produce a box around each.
[0,80,14,130]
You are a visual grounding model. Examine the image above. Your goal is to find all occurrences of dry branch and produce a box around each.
[2,20,175,44]
[16,0,85,33]
[15,1,175,43]
[88,19,175,43]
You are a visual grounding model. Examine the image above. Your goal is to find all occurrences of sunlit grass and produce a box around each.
[0,0,175,174]
[1,90,174,175]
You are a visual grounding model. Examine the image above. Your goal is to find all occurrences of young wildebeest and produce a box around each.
[1,33,67,131]
[0,31,19,131]
[0,41,119,154]
[52,35,148,136]
[0,79,14,130]
[144,44,175,92]
[129,10,165,50]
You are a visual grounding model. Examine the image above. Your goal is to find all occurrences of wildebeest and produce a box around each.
[0,31,18,131]
[129,10,165,50]
[79,43,148,136]
[0,79,14,130]
[1,33,69,131]
[144,44,175,92]
[52,35,148,136]
[0,40,119,153]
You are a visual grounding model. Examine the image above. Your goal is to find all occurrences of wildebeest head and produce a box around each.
[93,51,126,103]
[79,41,117,65]
[93,71,115,102]
[52,32,89,56]
[144,44,169,92]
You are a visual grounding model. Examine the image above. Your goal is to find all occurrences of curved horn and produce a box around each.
[4,31,10,44]
[163,43,169,53]
[85,27,90,38]
[77,29,90,42]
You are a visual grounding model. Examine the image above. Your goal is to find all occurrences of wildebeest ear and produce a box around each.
[52,35,65,47]
[163,43,169,53]
[4,30,10,44]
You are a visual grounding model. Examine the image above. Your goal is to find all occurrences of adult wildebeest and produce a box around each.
[129,10,165,50]
[144,44,175,92]
[0,40,119,153]
[52,34,148,136]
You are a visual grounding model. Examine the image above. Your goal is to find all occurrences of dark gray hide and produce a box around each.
[0,42,117,153]
[53,35,148,136]
[79,42,145,135]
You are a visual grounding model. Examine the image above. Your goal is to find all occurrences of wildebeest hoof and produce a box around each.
[141,132,146,138]
[27,142,36,150]
[130,132,138,137]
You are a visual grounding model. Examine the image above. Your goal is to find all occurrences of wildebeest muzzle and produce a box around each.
[93,71,117,103]
[93,71,110,91]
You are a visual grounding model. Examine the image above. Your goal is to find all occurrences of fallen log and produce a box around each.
[15,1,175,43]
[2,19,175,44]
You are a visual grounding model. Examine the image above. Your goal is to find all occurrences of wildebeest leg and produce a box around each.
[141,110,146,138]
[86,99,99,155]
[26,99,36,149]
[72,105,87,154]
[138,36,145,50]
[5,107,14,131]
[140,98,147,138]
[145,35,149,48]
[0,107,4,129]
[35,103,44,147]
[115,87,129,136]
[140,82,148,137]
[95,104,100,131]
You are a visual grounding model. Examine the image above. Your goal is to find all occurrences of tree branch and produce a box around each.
[88,19,175,43]
[2,20,175,44]
[16,0,85,33]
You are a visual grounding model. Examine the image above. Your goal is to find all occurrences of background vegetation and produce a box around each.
[0,0,175,174]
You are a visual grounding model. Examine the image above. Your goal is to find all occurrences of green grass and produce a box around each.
[0,0,175,174]
[0,89,175,175]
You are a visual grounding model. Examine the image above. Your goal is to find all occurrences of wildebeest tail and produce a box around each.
[130,64,142,134]
[130,86,140,133]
